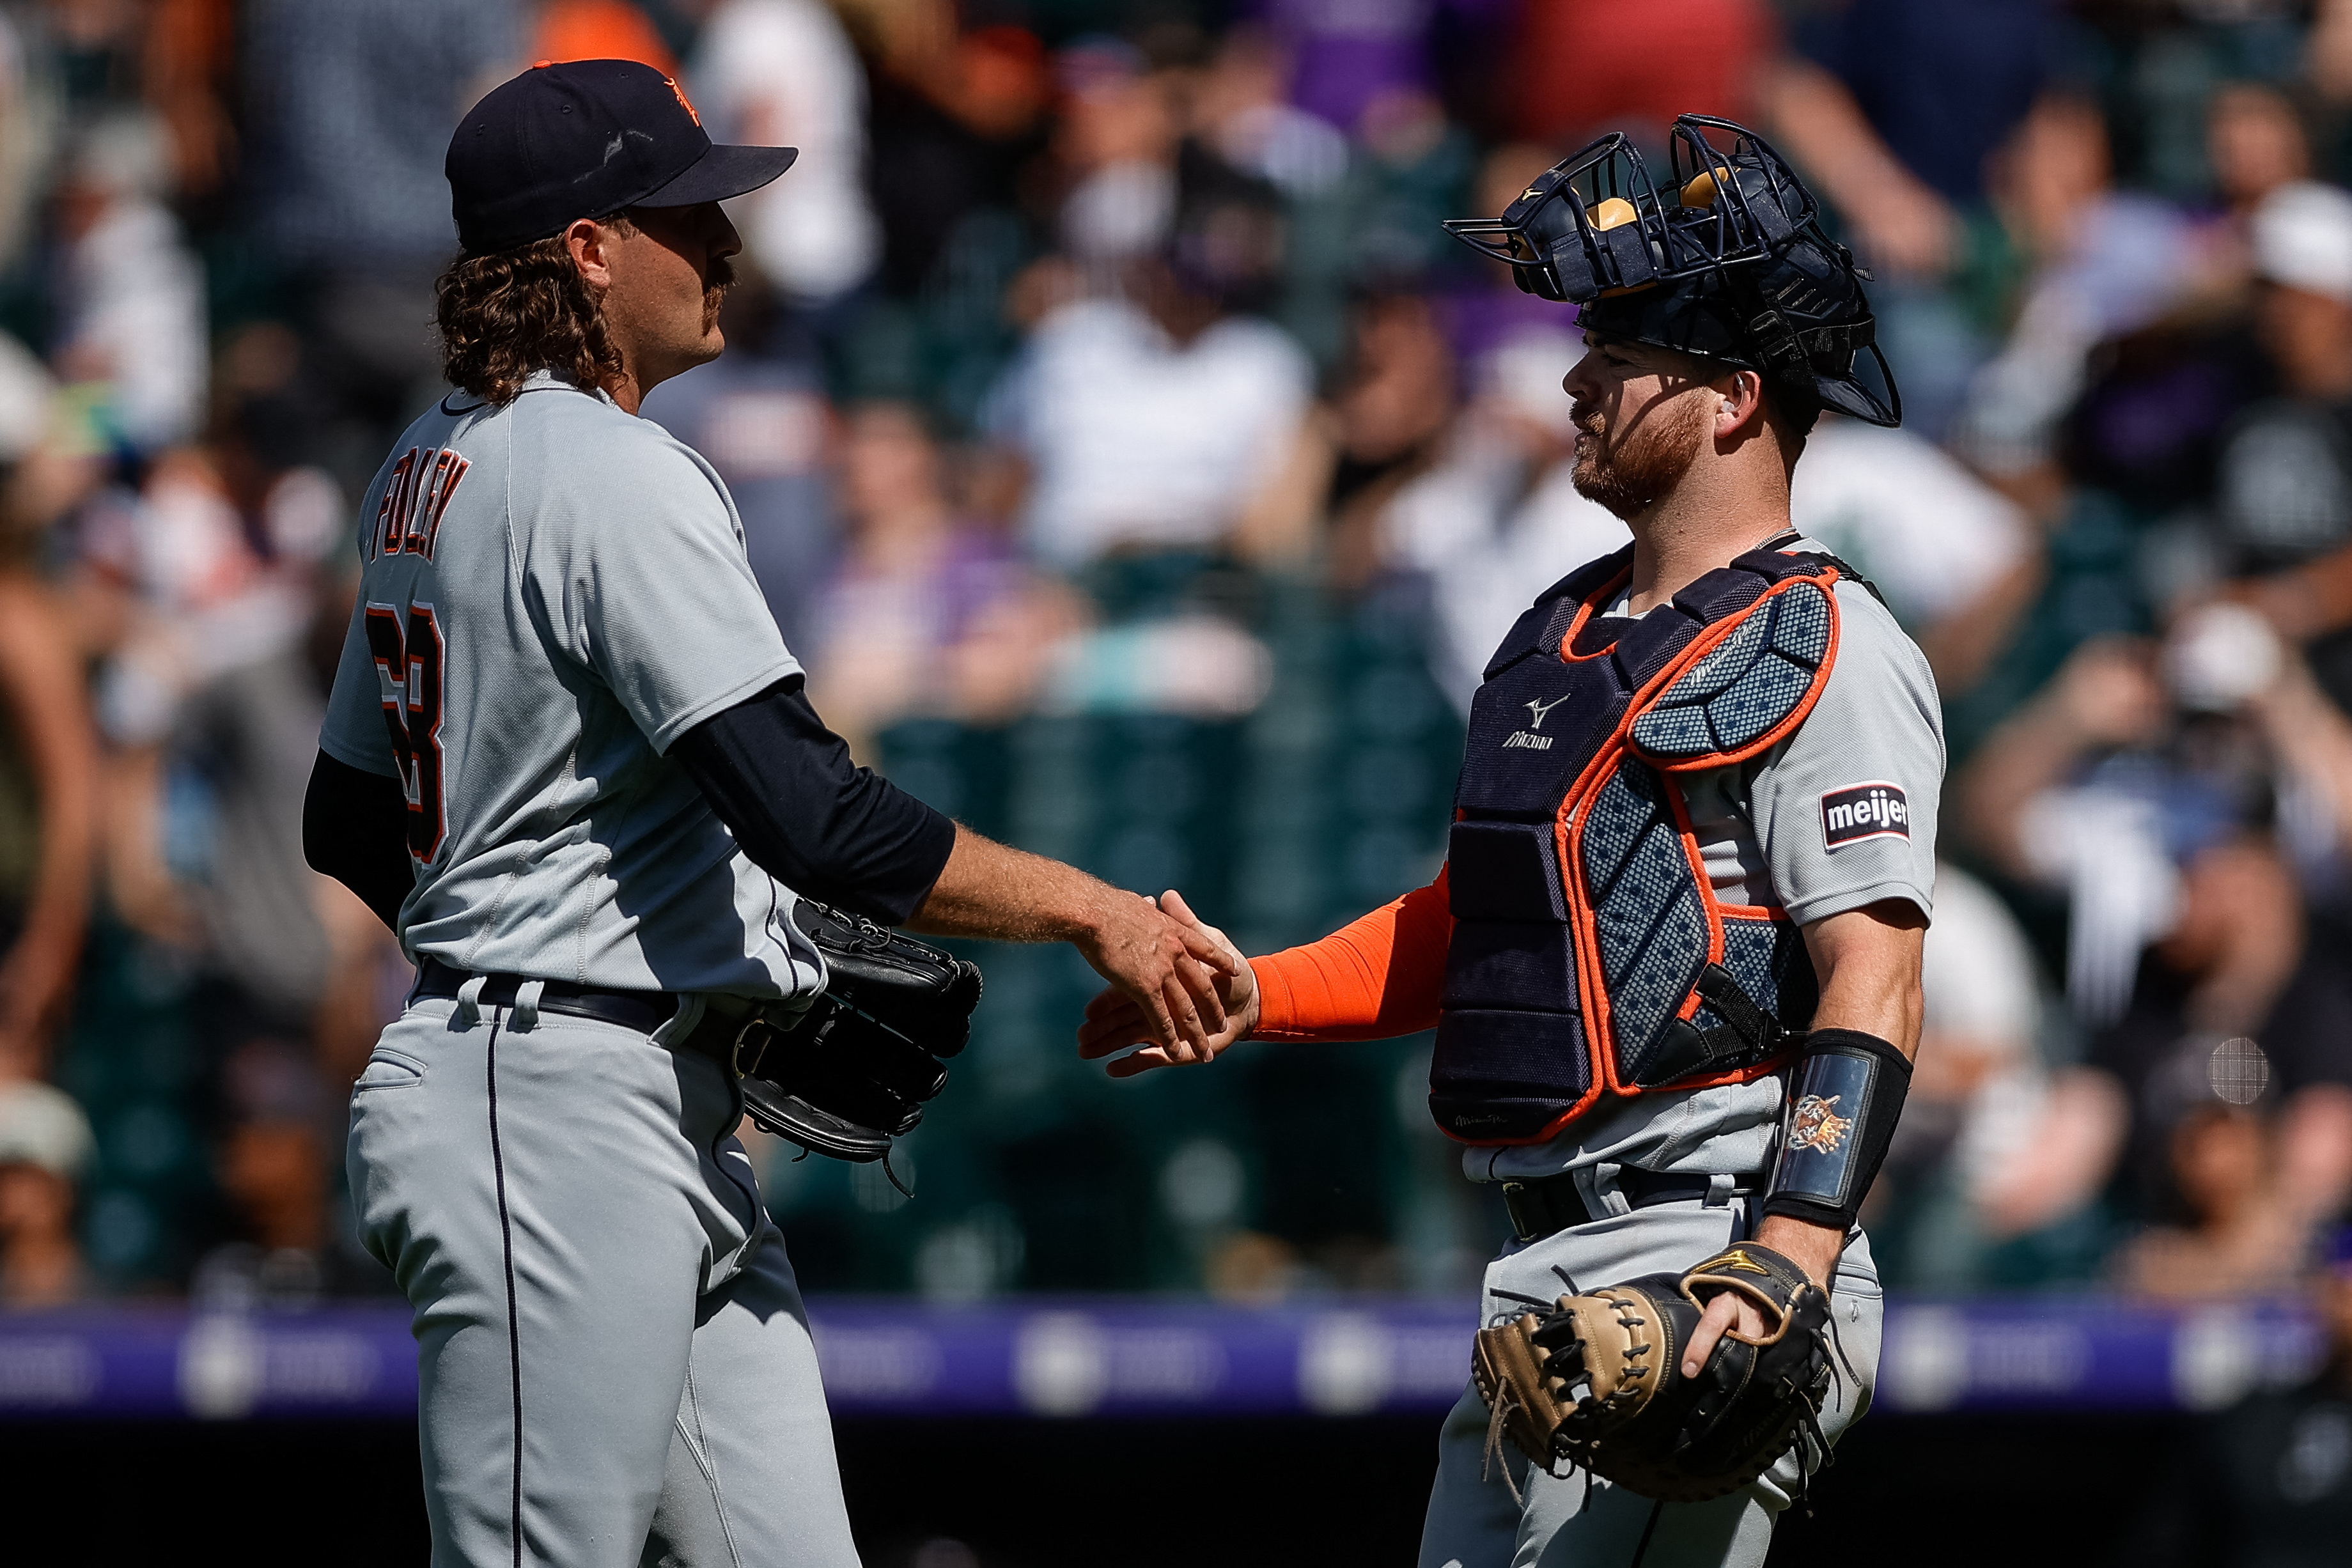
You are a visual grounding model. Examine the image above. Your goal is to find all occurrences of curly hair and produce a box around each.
[433,219,634,405]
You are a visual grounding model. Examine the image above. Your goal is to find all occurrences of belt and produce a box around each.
[414,959,747,1066]
[1500,1168,1763,1245]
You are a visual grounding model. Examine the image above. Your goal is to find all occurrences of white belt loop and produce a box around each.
[1706,1172,1737,1207]
[652,993,703,1048]
[455,974,488,1029]
[511,979,545,1032]
[1581,1162,1632,1219]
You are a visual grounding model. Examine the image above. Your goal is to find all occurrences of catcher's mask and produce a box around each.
[1442,114,1901,429]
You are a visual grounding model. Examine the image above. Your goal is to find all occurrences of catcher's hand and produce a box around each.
[733,900,983,1165]
[1470,1243,1832,1503]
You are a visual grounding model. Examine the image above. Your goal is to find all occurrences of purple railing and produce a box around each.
[0,1297,2321,1421]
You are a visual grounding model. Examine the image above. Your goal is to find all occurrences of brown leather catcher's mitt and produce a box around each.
[1470,1243,1835,1503]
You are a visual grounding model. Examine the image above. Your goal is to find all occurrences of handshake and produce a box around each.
[739,886,1261,1168]
[1075,890,1261,1076]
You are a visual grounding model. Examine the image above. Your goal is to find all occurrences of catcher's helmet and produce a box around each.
[1443,114,1900,428]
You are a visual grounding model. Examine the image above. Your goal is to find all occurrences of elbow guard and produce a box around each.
[1759,1028,1912,1234]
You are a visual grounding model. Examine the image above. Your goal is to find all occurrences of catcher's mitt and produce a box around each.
[732,900,983,1168]
[1471,1243,1833,1503]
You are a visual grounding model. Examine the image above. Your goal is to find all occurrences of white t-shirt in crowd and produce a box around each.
[987,298,1314,570]
[1789,415,2031,629]
[687,0,879,303]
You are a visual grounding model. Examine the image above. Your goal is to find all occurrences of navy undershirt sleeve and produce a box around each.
[303,750,414,933]
[671,676,957,926]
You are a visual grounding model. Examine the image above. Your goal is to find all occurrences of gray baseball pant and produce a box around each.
[1417,1192,1883,1568]
[347,990,862,1568]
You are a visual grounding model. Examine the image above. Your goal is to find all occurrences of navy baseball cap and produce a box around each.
[447,59,797,256]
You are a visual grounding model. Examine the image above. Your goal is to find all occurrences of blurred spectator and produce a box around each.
[238,0,520,490]
[1787,414,2036,694]
[0,1077,93,1306]
[1960,617,2352,1255]
[1873,862,2054,1286]
[0,564,98,1082]
[986,178,1312,571]
[1770,0,2055,279]
[684,0,880,306]
[1325,81,1479,295]
[2114,1098,2304,1299]
[641,273,836,647]
[2188,81,2314,293]
[74,323,399,1068]
[857,3,1049,298]
[1956,95,2197,485]
[191,1036,358,1307]
[856,0,1048,299]
[804,401,1081,746]
[1251,0,1438,141]
[532,0,678,71]
[1190,24,1346,201]
[2057,88,2300,525]
[145,0,240,203]
[2138,1226,2352,1564]
[1960,637,2259,1029]
[45,113,206,456]
[1764,0,2057,439]
[0,6,56,276]
[1509,0,1770,148]
[1048,37,1182,268]
[0,338,98,1080]
[1318,290,1460,584]
[2208,178,2352,713]
[1367,325,1627,709]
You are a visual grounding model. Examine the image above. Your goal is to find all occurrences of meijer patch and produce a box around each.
[1821,782,1909,849]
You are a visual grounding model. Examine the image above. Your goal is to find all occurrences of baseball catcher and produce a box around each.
[1081,114,1928,1568]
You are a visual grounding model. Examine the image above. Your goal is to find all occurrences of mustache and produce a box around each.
[701,256,735,330]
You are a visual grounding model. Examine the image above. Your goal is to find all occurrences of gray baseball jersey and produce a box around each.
[1474,550,1943,1183]
[319,372,825,1002]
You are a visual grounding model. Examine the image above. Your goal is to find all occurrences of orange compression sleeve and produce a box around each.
[1250,866,1454,1042]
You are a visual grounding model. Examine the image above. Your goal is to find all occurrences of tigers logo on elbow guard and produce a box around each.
[1787,1094,1851,1154]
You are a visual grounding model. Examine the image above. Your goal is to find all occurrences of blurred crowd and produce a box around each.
[6,0,2352,1315]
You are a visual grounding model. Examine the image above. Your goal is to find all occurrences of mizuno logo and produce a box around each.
[1697,1249,1772,1276]
[1502,731,1553,750]
[1524,694,1571,729]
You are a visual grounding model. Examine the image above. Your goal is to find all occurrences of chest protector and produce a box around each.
[1433,545,1842,1145]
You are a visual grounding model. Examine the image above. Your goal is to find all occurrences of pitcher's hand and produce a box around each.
[1072,889,1235,1061]
[1078,890,1258,1076]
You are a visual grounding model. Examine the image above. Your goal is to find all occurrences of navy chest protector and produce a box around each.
[1433,545,1841,1144]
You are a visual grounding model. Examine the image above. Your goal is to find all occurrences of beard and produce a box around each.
[1569,393,1707,520]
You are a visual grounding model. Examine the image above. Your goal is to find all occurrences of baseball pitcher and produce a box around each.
[302,61,1231,1568]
